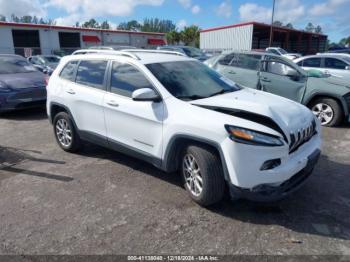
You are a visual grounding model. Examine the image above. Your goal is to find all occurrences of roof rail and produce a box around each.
[72,49,141,60]
[122,49,187,57]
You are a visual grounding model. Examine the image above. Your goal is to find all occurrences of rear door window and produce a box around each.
[76,60,108,89]
[237,54,261,70]
[325,58,347,69]
[218,53,235,66]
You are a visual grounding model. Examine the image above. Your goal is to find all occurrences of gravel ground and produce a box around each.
[0,108,350,255]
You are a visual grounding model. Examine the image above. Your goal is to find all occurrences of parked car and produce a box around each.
[294,54,350,82]
[27,55,61,75]
[205,51,350,126]
[0,54,47,113]
[47,51,321,206]
[266,47,301,60]
[325,48,350,55]
[157,45,209,61]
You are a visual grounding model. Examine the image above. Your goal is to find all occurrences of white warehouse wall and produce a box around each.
[39,29,60,55]
[200,24,253,52]
[0,27,14,54]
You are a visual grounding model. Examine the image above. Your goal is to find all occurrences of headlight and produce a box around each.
[225,125,284,146]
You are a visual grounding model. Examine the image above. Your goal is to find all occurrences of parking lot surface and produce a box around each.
[1,108,350,255]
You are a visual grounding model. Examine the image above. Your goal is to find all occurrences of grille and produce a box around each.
[289,120,316,154]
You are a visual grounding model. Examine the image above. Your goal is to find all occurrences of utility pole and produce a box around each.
[269,0,276,47]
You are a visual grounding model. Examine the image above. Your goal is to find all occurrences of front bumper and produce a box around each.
[229,149,320,202]
[0,88,46,113]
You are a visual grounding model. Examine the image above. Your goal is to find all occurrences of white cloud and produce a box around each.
[176,19,187,30]
[239,3,271,23]
[191,5,201,14]
[239,0,304,24]
[309,0,349,16]
[0,0,46,17]
[177,0,192,9]
[49,0,164,25]
[216,1,232,19]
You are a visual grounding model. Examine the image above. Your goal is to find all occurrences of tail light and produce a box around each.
[44,76,50,87]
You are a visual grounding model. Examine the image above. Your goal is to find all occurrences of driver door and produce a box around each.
[259,57,307,102]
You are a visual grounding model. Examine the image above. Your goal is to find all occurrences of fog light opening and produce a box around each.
[260,159,281,171]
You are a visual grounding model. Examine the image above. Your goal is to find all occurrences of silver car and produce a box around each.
[294,54,350,82]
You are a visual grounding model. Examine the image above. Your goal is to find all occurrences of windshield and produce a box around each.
[0,57,37,74]
[146,61,239,100]
[277,48,288,55]
[182,47,205,58]
[43,56,60,63]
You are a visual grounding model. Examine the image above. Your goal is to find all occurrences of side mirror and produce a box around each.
[286,68,299,80]
[132,88,161,102]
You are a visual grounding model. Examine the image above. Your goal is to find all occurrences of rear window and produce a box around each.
[302,58,321,68]
[60,61,78,81]
[0,56,37,74]
[76,60,107,89]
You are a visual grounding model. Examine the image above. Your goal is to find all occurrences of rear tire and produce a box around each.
[180,145,225,206]
[53,112,81,152]
[310,98,343,127]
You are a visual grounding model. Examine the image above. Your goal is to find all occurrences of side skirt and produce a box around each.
[78,130,162,169]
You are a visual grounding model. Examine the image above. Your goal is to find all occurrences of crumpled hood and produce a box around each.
[0,71,46,89]
[191,88,314,135]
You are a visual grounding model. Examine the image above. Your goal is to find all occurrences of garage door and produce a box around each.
[12,30,41,56]
[59,32,81,48]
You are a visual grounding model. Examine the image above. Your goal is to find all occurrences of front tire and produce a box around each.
[53,112,81,152]
[310,98,343,127]
[181,145,225,206]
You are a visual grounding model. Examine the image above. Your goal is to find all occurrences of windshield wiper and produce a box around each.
[176,94,206,101]
[208,89,234,98]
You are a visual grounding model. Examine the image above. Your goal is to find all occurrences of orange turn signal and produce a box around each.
[231,130,254,140]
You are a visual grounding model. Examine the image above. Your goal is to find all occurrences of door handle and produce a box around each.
[107,100,119,107]
[66,89,75,94]
[228,70,236,74]
[261,78,271,82]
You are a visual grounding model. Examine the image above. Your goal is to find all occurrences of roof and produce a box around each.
[200,21,327,36]
[0,22,165,36]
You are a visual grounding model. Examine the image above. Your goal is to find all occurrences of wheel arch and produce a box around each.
[49,102,79,129]
[162,134,231,183]
[305,93,349,117]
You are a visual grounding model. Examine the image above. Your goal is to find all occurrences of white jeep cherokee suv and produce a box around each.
[47,50,321,206]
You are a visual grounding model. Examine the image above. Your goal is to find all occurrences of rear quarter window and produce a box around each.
[59,60,79,81]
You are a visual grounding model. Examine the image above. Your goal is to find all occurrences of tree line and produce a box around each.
[272,21,323,34]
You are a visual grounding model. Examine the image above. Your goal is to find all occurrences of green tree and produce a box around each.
[285,23,293,29]
[315,25,323,34]
[272,21,283,27]
[100,21,110,29]
[305,22,315,32]
[117,20,141,31]
[0,15,6,22]
[339,37,350,46]
[180,25,200,47]
[142,18,176,33]
[166,30,181,44]
[82,19,100,28]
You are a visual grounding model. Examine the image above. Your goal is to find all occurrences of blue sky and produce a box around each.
[0,0,349,42]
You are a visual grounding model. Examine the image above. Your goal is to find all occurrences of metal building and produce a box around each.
[200,21,328,55]
[0,22,166,56]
